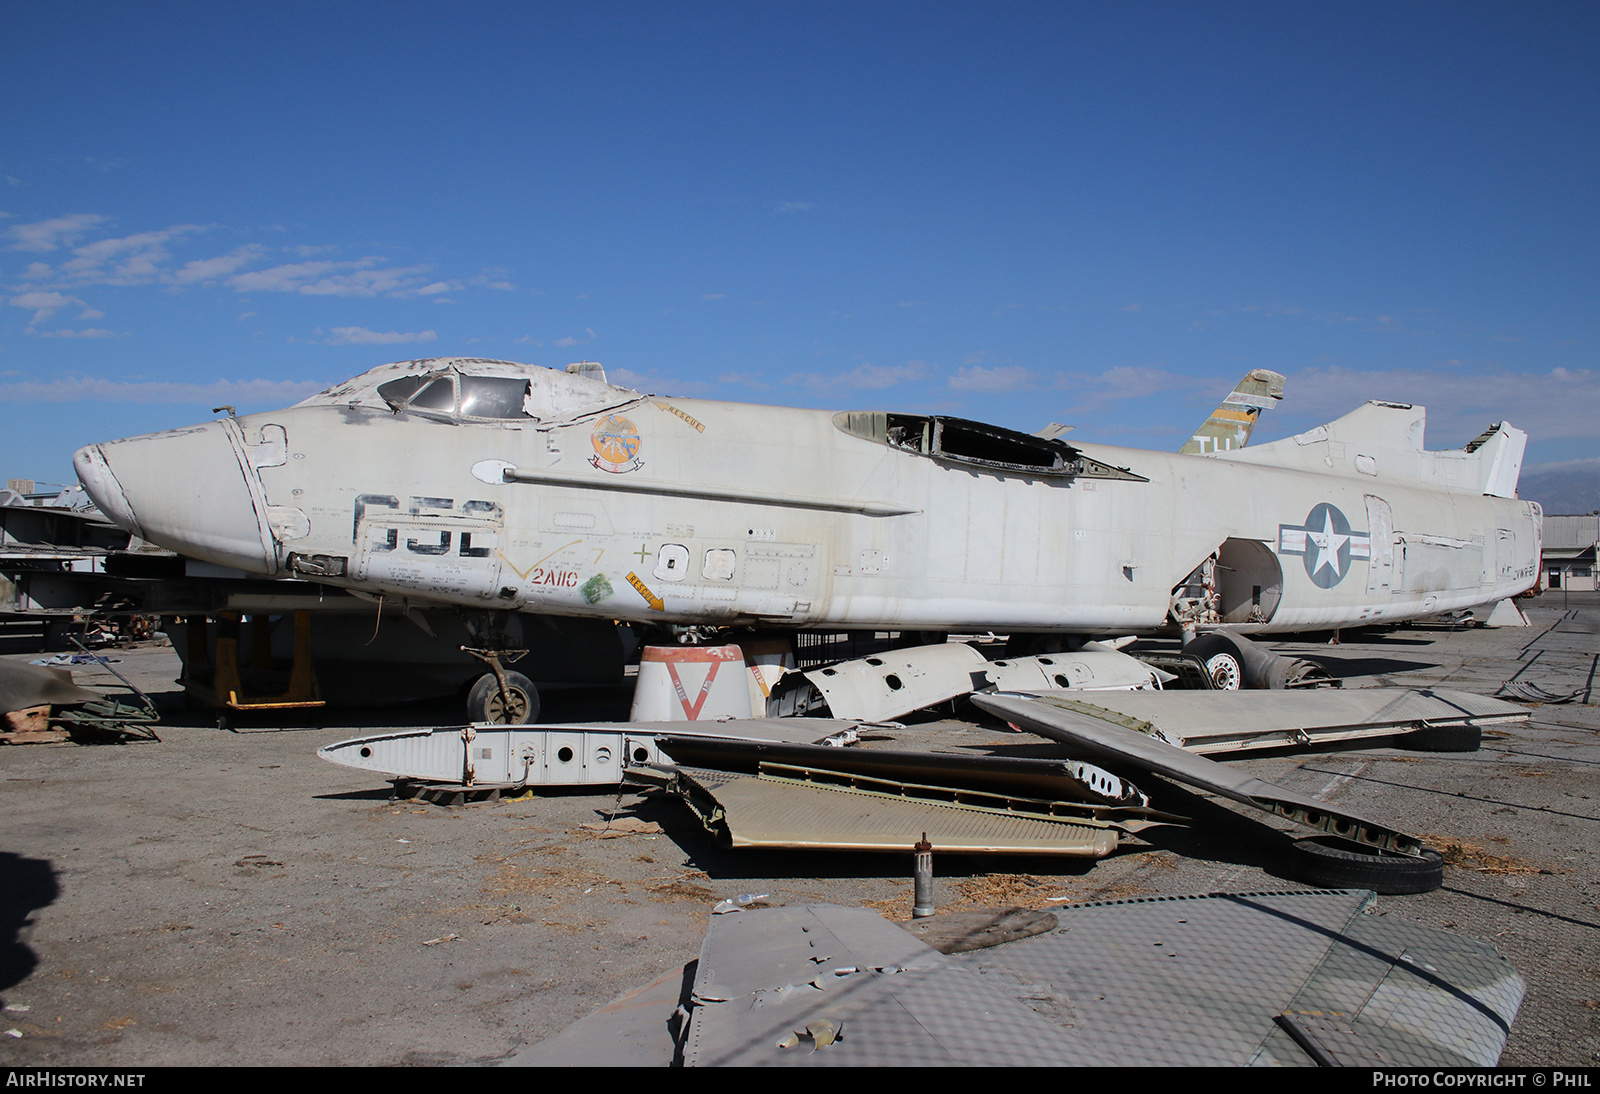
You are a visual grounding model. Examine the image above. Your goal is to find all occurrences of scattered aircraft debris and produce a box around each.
[0,656,158,743]
[978,684,1527,756]
[509,895,1525,1067]
[973,690,1497,892]
[629,734,1174,856]
[317,717,863,790]
[768,640,1173,719]
[318,630,1529,890]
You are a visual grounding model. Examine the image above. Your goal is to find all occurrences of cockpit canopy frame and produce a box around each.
[297,357,640,426]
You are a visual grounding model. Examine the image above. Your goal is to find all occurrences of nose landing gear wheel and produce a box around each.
[467,670,539,725]
[1185,633,1244,690]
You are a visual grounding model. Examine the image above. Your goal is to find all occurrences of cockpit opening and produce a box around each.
[834,411,1146,481]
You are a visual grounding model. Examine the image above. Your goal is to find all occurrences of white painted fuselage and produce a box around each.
[74,358,1541,636]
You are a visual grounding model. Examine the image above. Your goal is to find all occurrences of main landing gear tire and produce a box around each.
[1185,634,1244,690]
[467,670,539,725]
[1397,725,1482,752]
[1289,837,1445,895]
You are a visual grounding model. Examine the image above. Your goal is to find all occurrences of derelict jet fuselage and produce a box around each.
[74,357,1541,639]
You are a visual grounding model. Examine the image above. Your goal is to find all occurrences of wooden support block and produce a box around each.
[3,705,51,734]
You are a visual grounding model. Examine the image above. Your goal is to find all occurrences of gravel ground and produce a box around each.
[1,593,1595,1066]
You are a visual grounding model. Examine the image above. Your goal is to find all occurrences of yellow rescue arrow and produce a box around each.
[626,571,664,611]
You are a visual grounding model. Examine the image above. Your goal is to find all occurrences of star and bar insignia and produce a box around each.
[1278,503,1371,589]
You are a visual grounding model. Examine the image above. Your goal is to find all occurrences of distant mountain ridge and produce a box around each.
[1520,462,1600,515]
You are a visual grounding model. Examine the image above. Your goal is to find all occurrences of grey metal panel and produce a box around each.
[675,766,1121,856]
[1005,686,1528,755]
[683,904,1081,1067]
[654,734,1150,807]
[502,962,691,1067]
[1265,909,1526,1067]
[950,890,1375,1066]
[952,889,1522,1067]
[803,642,990,722]
[586,894,1526,1066]
[317,718,863,784]
[972,691,1423,853]
[0,659,104,710]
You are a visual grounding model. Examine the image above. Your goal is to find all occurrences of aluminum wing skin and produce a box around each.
[971,690,1427,854]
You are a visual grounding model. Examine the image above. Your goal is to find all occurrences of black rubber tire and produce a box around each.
[1290,837,1444,895]
[1397,725,1482,752]
[466,670,539,725]
[1184,633,1244,690]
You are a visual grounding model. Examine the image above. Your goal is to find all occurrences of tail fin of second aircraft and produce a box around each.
[1180,369,1286,455]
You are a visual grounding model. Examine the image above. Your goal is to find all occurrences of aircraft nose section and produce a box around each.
[73,421,279,575]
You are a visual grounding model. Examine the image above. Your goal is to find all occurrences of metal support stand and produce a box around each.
[912,833,935,918]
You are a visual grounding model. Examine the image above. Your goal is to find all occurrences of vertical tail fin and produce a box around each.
[1180,369,1286,455]
[1463,421,1527,498]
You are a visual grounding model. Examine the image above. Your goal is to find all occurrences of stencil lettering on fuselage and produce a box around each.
[352,495,505,599]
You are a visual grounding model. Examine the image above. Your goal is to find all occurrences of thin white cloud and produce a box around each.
[553,327,598,348]
[607,367,710,396]
[6,214,107,252]
[949,365,1037,393]
[468,270,516,291]
[55,225,205,285]
[1283,366,1600,443]
[172,245,267,285]
[715,371,770,390]
[1524,455,1600,474]
[785,360,930,394]
[324,327,437,345]
[1052,366,1211,413]
[9,291,86,324]
[0,376,328,404]
[0,217,500,341]
[229,258,431,297]
[775,201,816,214]
[28,328,120,338]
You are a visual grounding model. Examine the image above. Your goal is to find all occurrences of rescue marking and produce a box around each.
[654,401,706,433]
[626,571,664,610]
[1278,503,1371,589]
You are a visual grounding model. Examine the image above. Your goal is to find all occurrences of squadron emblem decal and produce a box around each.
[589,414,643,474]
[1279,503,1371,589]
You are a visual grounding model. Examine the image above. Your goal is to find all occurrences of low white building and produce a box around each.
[1544,512,1599,592]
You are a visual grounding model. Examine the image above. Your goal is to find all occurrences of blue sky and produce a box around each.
[3,1,1597,486]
